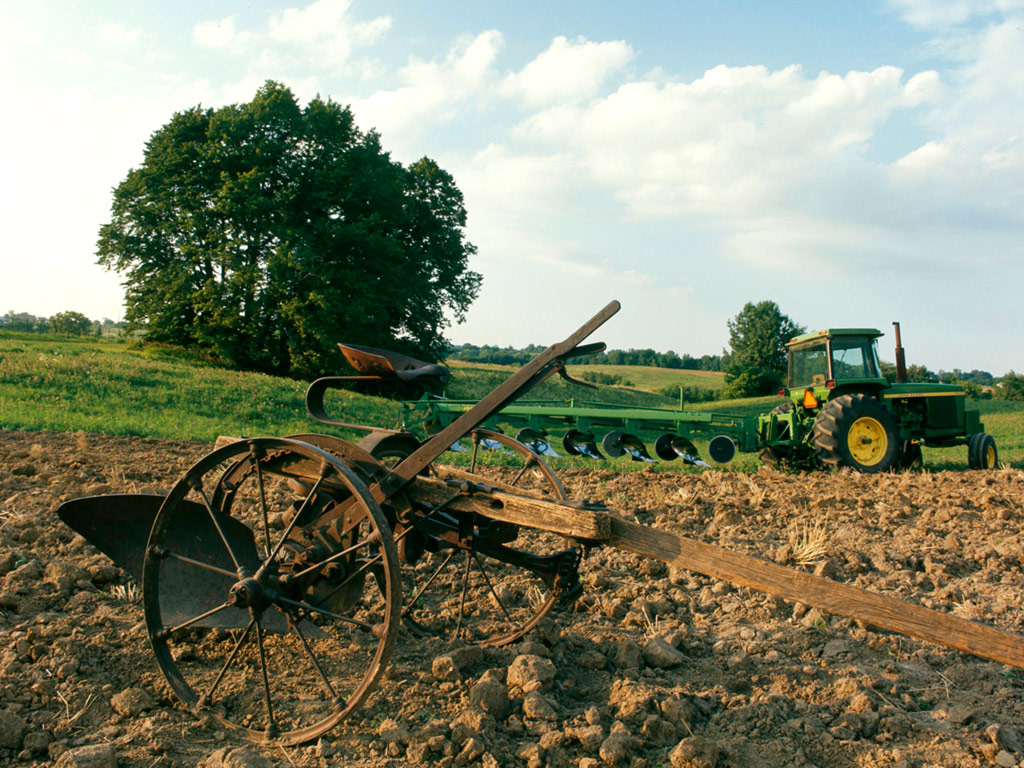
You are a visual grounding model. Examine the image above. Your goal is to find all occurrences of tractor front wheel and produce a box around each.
[967,433,998,469]
[811,394,900,473]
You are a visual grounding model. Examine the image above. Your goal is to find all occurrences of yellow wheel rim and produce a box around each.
[848,416,887,466]
[986,444,996,468]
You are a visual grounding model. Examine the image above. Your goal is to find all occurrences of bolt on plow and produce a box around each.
[58,301,1024,745]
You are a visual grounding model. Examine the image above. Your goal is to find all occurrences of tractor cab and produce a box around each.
[786,328,888,408]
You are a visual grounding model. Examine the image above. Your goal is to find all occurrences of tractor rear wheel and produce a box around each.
[811,394,900,473]
[967,433,998,469]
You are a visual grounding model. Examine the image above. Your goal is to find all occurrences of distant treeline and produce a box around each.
[877,361,997,398]
[447,343,727,371]
[2,311,126,337]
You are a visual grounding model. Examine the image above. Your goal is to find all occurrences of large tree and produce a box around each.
[50,311,92,336]
[98,81,481,378]
[724,301,804,398]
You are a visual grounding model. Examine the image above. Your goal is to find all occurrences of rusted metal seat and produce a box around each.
[336,343,450,387]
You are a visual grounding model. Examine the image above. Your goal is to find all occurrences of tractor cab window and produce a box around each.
[789,341,829,388]
[831,337,881,380]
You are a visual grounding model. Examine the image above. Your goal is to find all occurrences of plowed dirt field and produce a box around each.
[1,430,1023,768]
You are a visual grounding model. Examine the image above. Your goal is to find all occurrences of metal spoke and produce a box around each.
[295,496,452,583]
[469,551,514,622]
[291,533,375,581]
[163,551,237,580]
[316,550,384,607]
[509,462,530,487]
[194,484,244,573]
[314,514,439,609]
[405,549,458,612]
[275,595,375,632]
[164,602,234,636]
[291,623,337,699]
[453,552,473,639]
[265,474,326,567]
[202,619,256,705]
[254,620,276,734]
[251,451,272,559]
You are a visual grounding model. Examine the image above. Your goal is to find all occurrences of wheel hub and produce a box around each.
[847,416,887,466]
[229,577,272,610]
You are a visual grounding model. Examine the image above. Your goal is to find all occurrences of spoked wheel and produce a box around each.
[360,428,578,647]
[142,437,401,744]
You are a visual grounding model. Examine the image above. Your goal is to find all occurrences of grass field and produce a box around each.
[566,363,725,393]
[1,333,1019,473]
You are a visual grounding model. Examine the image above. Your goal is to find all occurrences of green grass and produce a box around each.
[0,334,391,443]
[449,361,725,398]
[564,363,724,393]
[2,332,1020,472]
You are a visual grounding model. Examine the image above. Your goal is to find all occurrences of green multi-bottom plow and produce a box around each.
[398,396,757,466]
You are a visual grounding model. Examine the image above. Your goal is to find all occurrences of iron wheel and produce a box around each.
[142,437,401,744]
[360,428,576,647]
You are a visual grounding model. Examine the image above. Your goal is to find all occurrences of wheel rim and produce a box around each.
[847,416,888,466]
[986,444,996,468]
[397,429,574,647]
[143,438,400,744]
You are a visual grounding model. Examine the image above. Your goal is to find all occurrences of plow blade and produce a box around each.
[57,494,275,630]
[562,429,604,460]
[478,437,514,454]
[58,494,167,580]
[515,428,560,458]
[654,434,709,467]
[602,431,656,462]
[708,435,737,464]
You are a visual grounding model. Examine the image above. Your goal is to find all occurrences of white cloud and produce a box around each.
[459,34,1023,279]
[500,36,633,107]
[194,16,239,48]
[266,0,391,64]
[888,0,1024,28]
[193,0,390,67]
[892,139,953,174]
[512,63,936,226]
[352,31,503,140]
[98,23,141,46]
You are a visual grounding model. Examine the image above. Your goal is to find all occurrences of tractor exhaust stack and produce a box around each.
[892,322,907,383]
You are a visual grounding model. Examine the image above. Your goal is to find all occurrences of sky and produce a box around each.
[1,0,1022,375]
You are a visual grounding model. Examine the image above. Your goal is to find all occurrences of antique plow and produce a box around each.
[58,301,1024,746]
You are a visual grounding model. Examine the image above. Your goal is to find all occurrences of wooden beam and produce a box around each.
[408,476,610,541]
[608,517,1024,670]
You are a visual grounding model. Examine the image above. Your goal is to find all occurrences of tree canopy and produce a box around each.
[724,300,804,397]
[996,370,1024,400]
[50,311,93,336]
[98,81,481,378]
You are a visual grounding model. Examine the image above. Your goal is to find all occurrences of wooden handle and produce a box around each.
[609,517,1024,669]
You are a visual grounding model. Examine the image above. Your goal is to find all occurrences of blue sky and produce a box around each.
[2,0,1022,374]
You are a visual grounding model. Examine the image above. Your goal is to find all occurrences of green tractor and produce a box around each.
[756,324,997,473]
